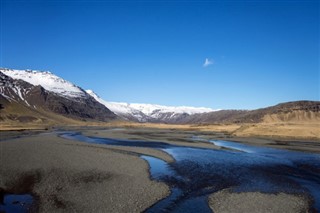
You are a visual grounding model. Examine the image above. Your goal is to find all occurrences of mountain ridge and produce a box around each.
[181,100,320,124]
[1,68,319,127]
[85,89,217,122]
[0,69,117,125]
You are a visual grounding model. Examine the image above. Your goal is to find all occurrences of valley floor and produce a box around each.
[1,127,319,212]
[1,120,320,140]
[78,123,320,153]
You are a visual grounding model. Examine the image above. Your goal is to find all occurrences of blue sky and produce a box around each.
[1,0,319,109]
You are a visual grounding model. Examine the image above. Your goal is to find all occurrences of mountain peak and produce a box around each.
[1,68,86,98]
[0,70,117,122]
[86,89,100,98]
[1,68,219,123]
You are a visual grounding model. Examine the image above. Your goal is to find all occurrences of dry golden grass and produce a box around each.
[1,116,319,140]
[232,123,320,140]
[106,122,320,140]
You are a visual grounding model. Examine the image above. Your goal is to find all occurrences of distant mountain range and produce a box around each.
[0,68,319,126]
[85,90,216,122]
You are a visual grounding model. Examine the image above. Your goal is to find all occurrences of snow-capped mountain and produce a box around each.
[2,68,87,99]
[0,68,116,122]
[129,103,214,117]
[2,68,317,126]
[86,90,148,122]
[86,89,217,123]
[0,70,35,106]
[1,68,217,123]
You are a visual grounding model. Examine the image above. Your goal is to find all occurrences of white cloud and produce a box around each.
[203,58,214,67]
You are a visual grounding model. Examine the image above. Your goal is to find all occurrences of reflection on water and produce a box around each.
[0,194,34,213]
[62,132,171,148]
[61,132,320,212]
[141,156,176,179]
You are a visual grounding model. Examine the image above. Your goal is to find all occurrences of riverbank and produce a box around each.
[0,133,170,212]
[1,120,319,141]
[209,189,310,213]
[80,127,320,154]
[59,130,317,212]
[2,125,318,154]
[1,128,318,212]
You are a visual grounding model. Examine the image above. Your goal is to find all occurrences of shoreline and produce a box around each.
[1,125,319,154]
[1,127,318,212]
[1,121,319,141]
[208,189,311,213]
[79,127,320,154]
[0,133,170,212]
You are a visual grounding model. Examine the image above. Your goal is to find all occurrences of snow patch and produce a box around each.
[1,68,86,98]
[86,89,218,121]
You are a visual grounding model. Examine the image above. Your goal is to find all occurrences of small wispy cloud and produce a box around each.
[203,58,214,67]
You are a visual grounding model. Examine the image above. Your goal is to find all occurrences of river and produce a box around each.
[60,132,320,212]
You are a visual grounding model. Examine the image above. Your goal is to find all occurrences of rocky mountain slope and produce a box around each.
[1,68,319,127]
[0,69,117,125]
[86,89,319,124]
[1,68,217,125]
[181,101,320,124]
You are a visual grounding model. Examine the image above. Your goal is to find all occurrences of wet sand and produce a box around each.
[209,189,310,213]
[0,133,169,212]
[82,128,221,150]
[218,136,320,153]
[81,127,320,153]
[80,128,318,212]
[1,127,317,212]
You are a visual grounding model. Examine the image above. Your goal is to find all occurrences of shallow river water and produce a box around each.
[61,132,320,212]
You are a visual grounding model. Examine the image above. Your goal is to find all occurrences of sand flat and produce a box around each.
[81,127,320,153]
[0,133,169,212]
[1,127,318,212]
[209,189,310,213]
[81,128,221,150]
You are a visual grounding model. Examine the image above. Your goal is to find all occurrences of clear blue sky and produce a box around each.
[1,0,319,109]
